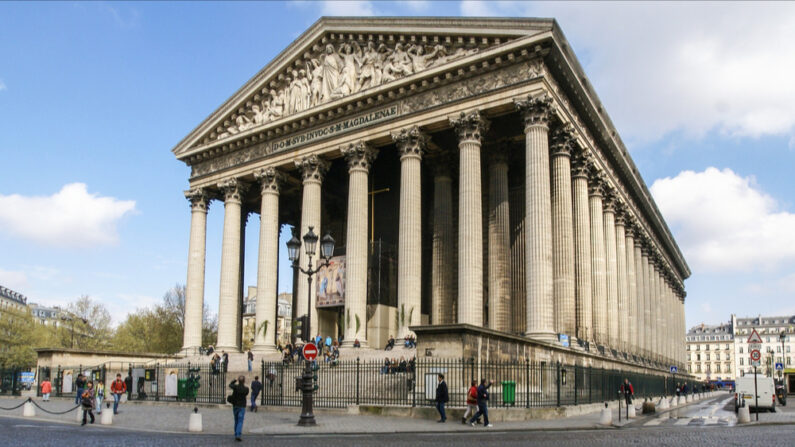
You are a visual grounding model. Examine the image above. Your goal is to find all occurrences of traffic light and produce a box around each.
[295,315,308,341]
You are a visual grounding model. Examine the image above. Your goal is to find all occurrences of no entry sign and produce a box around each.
[303,342,319,361]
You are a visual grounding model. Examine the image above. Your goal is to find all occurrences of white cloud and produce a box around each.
[0,79,6,91]
[0,183,136,248]
[650,168,795,272]
[460,1,795,144]
[321,1,375,16]
[0,268,29,291]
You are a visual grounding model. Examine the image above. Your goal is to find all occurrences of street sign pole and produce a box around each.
[754,366,759,422]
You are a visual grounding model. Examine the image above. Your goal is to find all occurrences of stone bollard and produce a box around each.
[659,396,670,410]
[685,394,690,403]
[737,405,750,424]
[628,404,636,418]
[23,401,36,417]
[101,408,113,425]
[188,407,203,432]
[76,408,83,423]
[599,402,612,426]
[677,396,684,406]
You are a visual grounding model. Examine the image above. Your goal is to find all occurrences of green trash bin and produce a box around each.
[177,379,187,400]
[502,380,516,406]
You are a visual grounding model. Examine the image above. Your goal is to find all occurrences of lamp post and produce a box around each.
[286,225,335,427]
[780,331,786,381]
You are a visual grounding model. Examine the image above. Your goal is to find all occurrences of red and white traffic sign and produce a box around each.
[747,328,763,344]
[302,342,318,361]
[750,349,761,362]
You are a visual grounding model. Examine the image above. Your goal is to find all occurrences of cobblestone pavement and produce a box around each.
[0,416,793,447]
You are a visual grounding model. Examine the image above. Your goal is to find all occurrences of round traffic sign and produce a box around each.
[303,342,318,361]
[750,349,761,362]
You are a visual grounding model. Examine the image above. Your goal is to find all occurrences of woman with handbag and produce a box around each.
[81,381,95,426]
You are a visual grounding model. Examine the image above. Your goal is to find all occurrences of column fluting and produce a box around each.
[588,171,608,347]
[342,142,378,346]
[625,222,637,356]
[571,151,593,343]
[392,126,426,336]
[487,145,511,332]
[550,125,576,338]
[183,188,210,354]
[514,94,555,341]
[615,208,629,354]
[431,157,455,325]
[603,191,618,350]
[216,178,247,351]
[253,168,282,353]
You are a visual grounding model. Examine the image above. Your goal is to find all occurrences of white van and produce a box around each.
[735,373,776,412]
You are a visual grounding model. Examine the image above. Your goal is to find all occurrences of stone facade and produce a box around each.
[172,18,689,373]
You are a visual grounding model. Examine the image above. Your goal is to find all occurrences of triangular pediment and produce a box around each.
[172,17,554,159]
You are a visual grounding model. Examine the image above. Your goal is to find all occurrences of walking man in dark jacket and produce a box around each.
[124,373,133,401]
[469,378,493,427]
[435,374,449,423]
[250,376,263,412]
[229,376,249,442]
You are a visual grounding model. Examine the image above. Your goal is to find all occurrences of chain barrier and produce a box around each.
[30,399,81,415]
[0,397,81,415]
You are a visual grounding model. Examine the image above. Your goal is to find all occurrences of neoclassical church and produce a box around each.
[173,17,689,373]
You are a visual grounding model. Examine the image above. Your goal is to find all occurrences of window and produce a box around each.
[687,345,691,351]
[727,354,731,360]
[726,344,731,350]
[705,345,710,351]
[726,364,732,372]
[740,358,745,366]
[696,364,702,372]
[716,353,721,361]
[687,354,691,361]
[788,346,791,353]
[778,346,782,353]
[716,364,721,373]
[706,353,711,361]
[788,357,792,366]
[697,354,701,361]
[739,347,744,354]
[696,345,700,351]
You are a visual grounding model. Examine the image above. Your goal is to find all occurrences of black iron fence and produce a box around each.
[125,362,227,404]
[0,368,22,396]
[260,358,704,409]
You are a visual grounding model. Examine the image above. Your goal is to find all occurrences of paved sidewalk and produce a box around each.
[0,393,759,436]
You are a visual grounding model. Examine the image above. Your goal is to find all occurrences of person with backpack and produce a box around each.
[228,376,249,442]
[110,373,127,415]
[435,374,449,423]
[622,378,634,407]
[462,380,479,424]
[80,381,95,426]
[468,379,493,428]
[250,376,263,412]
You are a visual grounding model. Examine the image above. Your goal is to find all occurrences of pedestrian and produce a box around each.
[124,373,133,401]
[247,350,254,372]
[222,351,229,373]
[385,335,395,351]
[250,376,263,412]
[462,380,478,424]
[40,377,52,402]
[94,380,105,414]
[621,378,634,407]
[74,373,86,405]
[80,381,95,426]
[315,333,322,347]
[325,335,332,349]
[469,379,493,428]
[228,375,249,442]
[676,382,681,397]
[435,374,448,423]
[110,373,127,414]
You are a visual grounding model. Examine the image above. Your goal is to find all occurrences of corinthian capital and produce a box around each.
[391,125,428,160]
[550,123,577,158]
[294,155,330,183]
[341,141,378,172]
[450,110,490,144]
[514,92,553,130]
[218,178,248,204]
[185,187,211,212]
[587,168,605,197]
[254,167,284,195]
[571,147,592,179]
[602,184,616,213]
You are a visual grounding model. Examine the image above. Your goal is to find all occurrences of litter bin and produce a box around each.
[177,379,187,400]
[502,380,516,406]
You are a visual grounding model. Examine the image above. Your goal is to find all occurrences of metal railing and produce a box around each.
[125,362,227,404]
[260,357,704,409]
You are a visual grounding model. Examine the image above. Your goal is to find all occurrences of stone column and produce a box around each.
[487,145,511,332]
[641,241,652,361]
[549,124,576,338]
[294,155,329,339]
[650,259,659,362]
[602,190,618,351]
[615,207,629,354]
[253,168,282,353]
[216,178,247,352]
[588,171,608,347]
[514,94,555,341]
[450,111,489,327]
[342,142,378,346]
[571,151,592,343]
[634,238,645,359]
[392,126,426,336]
[431,156,455,325]
[183,188,210,354]
[625,222,637,357]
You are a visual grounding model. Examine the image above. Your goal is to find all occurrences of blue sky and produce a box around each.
[1,1,794,330]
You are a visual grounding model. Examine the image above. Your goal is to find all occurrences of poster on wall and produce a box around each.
[316,256,345,308]
[62,370,73,393]
[164,369,179,397]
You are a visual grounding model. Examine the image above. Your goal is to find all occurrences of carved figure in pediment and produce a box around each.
[298,69,311,111]
[407,44,439,73]
[251,104,267,125]
[358,41,382,90]
[320,44,343,101]
[333,42,361,98]
[235,114,252,132]
[387,43,413,78]
[269,89,284,120]
[307,59,324,107]
[429,44,479,68]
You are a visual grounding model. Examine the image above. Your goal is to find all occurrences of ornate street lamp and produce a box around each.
[780,331,787,381]
[286,225,335,427]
